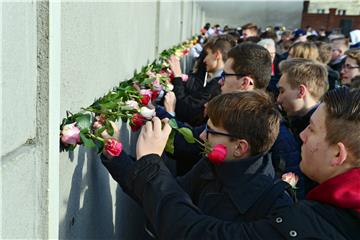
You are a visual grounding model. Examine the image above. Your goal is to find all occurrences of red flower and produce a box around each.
[104,139,123,157]
[182,49,189,56]
[207,144,227,165]
[151,90,159,100]
[140,95,151,105]
[130,113,145,131]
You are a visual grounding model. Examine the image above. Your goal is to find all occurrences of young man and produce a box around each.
[329,37,349,75]
[341,48,360,86]
[117,87,360,240]
[167,34,236,126]
[277,58,328,140]
[101,91,294,232]
[241,22,258,40]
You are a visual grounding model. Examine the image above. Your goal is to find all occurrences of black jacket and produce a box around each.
[125,154,360,240]
[102,152,293,223]
[173,75,221,126]
[177,154,293,221]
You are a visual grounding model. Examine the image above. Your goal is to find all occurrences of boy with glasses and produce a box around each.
[100,91,294,233]
[341,49,360,85]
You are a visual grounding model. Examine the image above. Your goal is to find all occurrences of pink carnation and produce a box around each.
[104,139,123,157]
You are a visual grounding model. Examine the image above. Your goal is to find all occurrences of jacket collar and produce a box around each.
[201,154,276,213]
[307,168,360,213]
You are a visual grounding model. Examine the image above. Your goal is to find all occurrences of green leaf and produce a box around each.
[105,120,114,136]
[80,132,96,148]
[177,127,195,144]
[76,114,92,130]
[95,126,106,136]
[164,130,175,154]
[168,119,178,129]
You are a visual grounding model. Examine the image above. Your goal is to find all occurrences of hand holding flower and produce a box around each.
[136,117,172,160]
[167,55,182,78]
[164,91,176,113]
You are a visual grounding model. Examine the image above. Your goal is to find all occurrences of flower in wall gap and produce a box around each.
[61,123,81,145]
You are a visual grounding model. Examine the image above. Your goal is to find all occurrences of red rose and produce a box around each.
[104,139,123,157]
[207,144,227,165]
[140,95,151,105]
[182,49,189,56]
[130,113,145,131]
[151,90,159,100]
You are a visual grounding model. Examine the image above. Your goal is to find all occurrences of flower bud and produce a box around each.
[140,106,155,119]
[282,172,299,189]
[61,123,80,145]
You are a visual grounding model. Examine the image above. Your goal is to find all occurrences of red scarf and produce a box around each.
[307,168,360,213]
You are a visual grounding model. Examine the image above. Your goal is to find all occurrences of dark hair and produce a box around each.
[322,87,360,163]
[241,22,258,31]
[207,90,281,156]
[227,42,272,89]
[203,35,237,62]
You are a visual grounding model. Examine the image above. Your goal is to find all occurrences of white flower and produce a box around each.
[282,172,299,189]
[165,83,174,91]
[140,106,155,119]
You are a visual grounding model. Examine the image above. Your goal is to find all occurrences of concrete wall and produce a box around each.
[1,1,203,239]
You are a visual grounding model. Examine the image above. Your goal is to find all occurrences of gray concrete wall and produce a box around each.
[1,1,203,239]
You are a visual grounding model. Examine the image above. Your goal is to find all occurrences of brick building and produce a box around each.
[301,0,360,35]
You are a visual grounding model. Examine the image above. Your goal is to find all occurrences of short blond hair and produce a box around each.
[289,42,319,60]
[280,58,328,100]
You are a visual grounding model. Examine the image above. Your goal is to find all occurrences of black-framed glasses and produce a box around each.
[205,123,238,139]
[221,71,247,81]
[342,64,360,70]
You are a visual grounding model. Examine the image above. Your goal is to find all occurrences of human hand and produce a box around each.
[164,91,176,113]
[136,117,172,160]
[168,55,182,77]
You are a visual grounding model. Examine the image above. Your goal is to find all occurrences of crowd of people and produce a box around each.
[97,22,360,239]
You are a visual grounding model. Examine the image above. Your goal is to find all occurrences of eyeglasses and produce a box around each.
[342,64,360,70]
[221,71,247,81]
[205,123,238,139]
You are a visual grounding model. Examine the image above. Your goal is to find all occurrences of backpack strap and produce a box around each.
[245,179,296,220]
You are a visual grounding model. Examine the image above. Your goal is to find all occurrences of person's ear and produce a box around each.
[240,77,254,90]
[233,139,249,157]
[298,84,307,98]
[331,142,347,167]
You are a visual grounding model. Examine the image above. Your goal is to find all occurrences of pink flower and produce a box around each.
[208,144,227,165]
[130,113,145,131]
[61,123,80,145]
[282,172,299,189]
[146,70,156,78]
[140,89,152,97]
[125,100,139,110]
[181,74,189,82]
[104,139,123,157]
